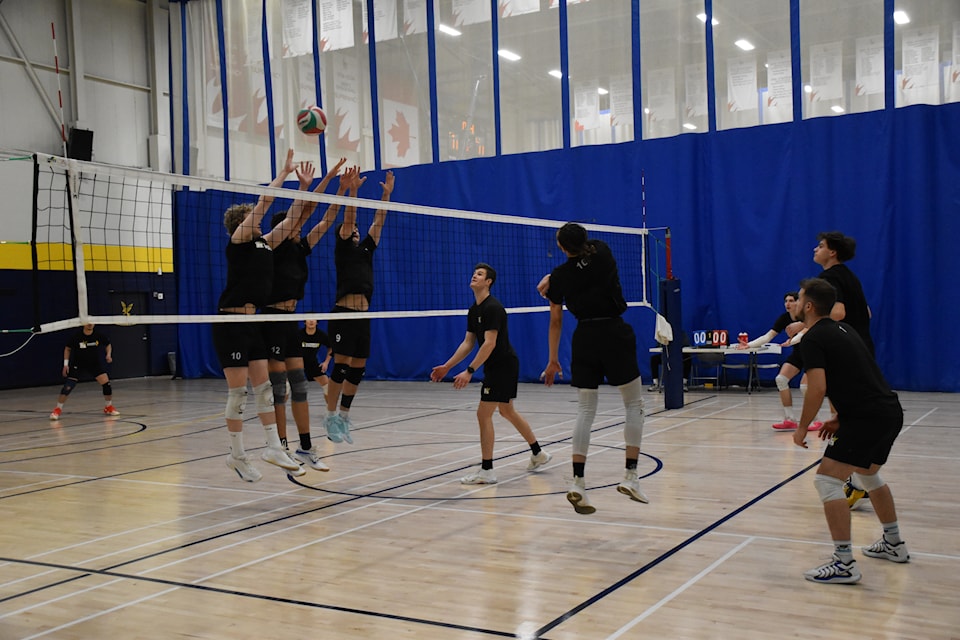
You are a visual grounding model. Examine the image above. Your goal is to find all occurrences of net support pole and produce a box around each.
[30,155,42,332]
[660,278,684,409]
[64,161,90,322]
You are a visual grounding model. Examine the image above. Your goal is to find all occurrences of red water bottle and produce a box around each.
[738,332,748,346]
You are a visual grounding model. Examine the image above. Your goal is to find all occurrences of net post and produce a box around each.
[30,154,41,333]
[64,160,90,322]
[665,226,673,280]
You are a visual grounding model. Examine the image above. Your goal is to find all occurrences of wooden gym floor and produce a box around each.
[0,378,958,639]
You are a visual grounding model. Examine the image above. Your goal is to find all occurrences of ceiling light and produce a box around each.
[804,84,813,93]
[734,39,754,51]
[438,24,462,36]
[548,69,563,79]
[497,49,521,62]
[893,10,910,25]
[831,105,845,113]
[597,87,609,95]
[643,107,650,114]
[696,13,719,26]
[682,122,697,130]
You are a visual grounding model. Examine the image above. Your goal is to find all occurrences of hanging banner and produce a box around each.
[282,0,313,58]
[855,35,884,96]
[500,0,539,17]
[453,0,490,27]
[726,56,757,112]
[333,56,361,152]
[364,0,399,42]
[574,82,600,131]
[403,0,427,35]
[810,41,843,102]
[901,27,940,105]
[684,63,707,118]
[648,68,677,123]
[383,98,420,166]
[609,74,633,127]
[320,0,355,52]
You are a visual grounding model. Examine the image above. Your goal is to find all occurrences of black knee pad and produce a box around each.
[331,363,349,384]
[345,366,366,385]
[269,370,288,403]
[101,382,112,396]
[60,378,78,396]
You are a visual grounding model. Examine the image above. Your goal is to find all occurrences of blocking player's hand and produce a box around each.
[541,361,562,387]
[429,365,449,382]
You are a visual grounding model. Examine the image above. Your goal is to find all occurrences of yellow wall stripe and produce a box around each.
[0,242,174,273]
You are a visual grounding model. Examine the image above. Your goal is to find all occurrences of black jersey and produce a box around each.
[268,238,312,303]
[335,234,376,303]
[545,240,628,320]
[799,318,898,418]
[299,327,331,364]
[218,238,274,309]
[66,329,110,369]
[819,263,873,354]
[467,295,516,368]
[771,311,792,334]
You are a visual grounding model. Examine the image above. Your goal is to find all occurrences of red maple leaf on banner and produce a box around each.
[388,110,411,158]
[335,107,360,152]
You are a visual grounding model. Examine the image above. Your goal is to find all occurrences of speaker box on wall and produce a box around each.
[67,128,94,160]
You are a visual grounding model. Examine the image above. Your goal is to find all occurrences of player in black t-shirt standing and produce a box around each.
[539,223,648,514]
[299,319,332,397]
[791,278,908,585]
[49,323,118,419]
[431,263,552,484]
[323,169,394,444]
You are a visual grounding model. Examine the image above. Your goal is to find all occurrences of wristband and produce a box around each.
[466,366,476,374]
[63,360,69,366]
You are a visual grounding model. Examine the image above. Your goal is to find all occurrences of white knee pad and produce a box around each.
[618,378,645,448]
[572,388,598,457]
[775,374,790,391]
[852,471,885,492]
[799,383,808,396]
[288,368,309,403]
[814,473,846,503]
[252,381,273,413]
[225,386,247,421]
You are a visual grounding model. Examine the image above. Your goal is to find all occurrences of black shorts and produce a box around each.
[261,312,301,361]
[212,316,268,368]
[571,318,640,389]
[823,400,904,469]
[328,306,371,359]
[480,356,519,403]
[304,360,327,379]
[67,364,107,380]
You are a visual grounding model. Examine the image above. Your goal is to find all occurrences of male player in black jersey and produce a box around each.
[431,263,551,484]
[323,168,394,444]
[792,277,908,585]
[540,222,648,514]
[49,323,119,419]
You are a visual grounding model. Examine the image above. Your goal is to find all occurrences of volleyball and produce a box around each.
[297,106,327,135]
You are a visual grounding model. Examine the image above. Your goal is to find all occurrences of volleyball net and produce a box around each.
[8,152,670,335]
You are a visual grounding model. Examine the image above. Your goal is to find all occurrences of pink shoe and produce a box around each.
[49,407,62,420]
[103,405,120,416]
[807,421,823,432]
[772,419,798,430]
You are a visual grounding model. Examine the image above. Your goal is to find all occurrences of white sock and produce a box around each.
[882,521,902,544]
[56,402,64,410]
[229,431,245,458]
[783,406,796,421]
[262,423,283,449]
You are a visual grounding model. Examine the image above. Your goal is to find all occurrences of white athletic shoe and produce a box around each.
[862,537,910,563]
[324,415,344,443]
[527,450,553,471]
[226,454,262,483]
[617,469,649,503]
[260,446,301,471]
[294,446,330,472]
[460,468,497,485]
[567,477,596,515]
[339,414,354,445]
[803,554,861,584]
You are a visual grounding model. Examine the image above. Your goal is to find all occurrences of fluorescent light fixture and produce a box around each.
[643,107,650,114]
[893,10,910,24]
[548,69,563,79]
[804,84,813,93]
[831,105,845,113]
[438,24,462,36]
[597,87,609,95]
[497,49,521,62]
[696,13,719,26]
[682,122,697,130]
[734,39,755,51]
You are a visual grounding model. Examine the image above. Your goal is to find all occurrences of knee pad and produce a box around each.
[101,382,113,396]
[269,370,288,404]
[252,380,273,413]
[814,473,846,503]
[618,378,645,448]
[852,471,885,492]
[225,386,247,421]
[60,378,78,396]
[331,363,349,384]
[345,366,366,385]
[799,383,808,397]
[572,389,598,457]
[288,368,309,403]
[775,374,790,391]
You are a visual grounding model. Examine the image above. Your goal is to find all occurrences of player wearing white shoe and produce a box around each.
[431,263,551,485]
[263,159,346,474]
[791,278,907,585]
[539,223,648,514]
[324,169,394,444]
[49,323,119,419]
[213,148,303,482]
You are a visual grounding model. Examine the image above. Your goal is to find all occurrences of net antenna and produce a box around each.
[51,22,68,158]
[19,152,669,334]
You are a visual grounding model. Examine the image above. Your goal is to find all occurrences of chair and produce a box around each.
[689,352,724,388]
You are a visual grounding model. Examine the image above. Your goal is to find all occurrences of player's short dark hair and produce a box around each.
[799,278,837,316]
[817,231,856,262]
[784,291,798,301]
[474,262,496,286]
